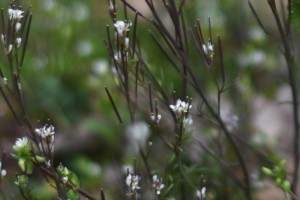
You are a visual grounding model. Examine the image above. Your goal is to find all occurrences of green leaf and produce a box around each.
[67,189,79,200]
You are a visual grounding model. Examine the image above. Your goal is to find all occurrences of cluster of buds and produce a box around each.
[170,98,193,127]
[152,175,165,195]
[126,172,141,195]
[56,164,70,184]
[1,6,25,54]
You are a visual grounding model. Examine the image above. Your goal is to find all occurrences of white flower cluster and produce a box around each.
[1,8,24,54]
[35,125,55,139]
[126,173,141,194]
[202,41,214,59]
[114,20,131,38]
[152,175,165,195]
[170,99,192,117]
[196,187,206,200]
[8,8,24,21]
[0,161,7,178]
[35,124,55,153]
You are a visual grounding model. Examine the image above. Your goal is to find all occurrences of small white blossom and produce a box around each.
[16,37,22,48]
[0,161,7,178]
[2,77,8,85]
[202,41,214,58]
[183,116,193,126]
[6,44,13,54]
[8,8,24,21]
[1,34,5,44]
[125,121,150,149]
[196,187,206,199]
[152,175,165,195]
[150,113,162,124]
[170,99,192,117]
[114,20,131,38]
[126,173,140,193]
[15,137,28,148]
[15,22,21,32]
[124,37,130,49]
[62,176,68,184]
[35,125,55,139]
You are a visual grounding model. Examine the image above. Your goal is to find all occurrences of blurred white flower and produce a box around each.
[152,175,165,195]
[170,99,192,117]
[35,125,55,139]
[62,176,68,184]
[15,22,21,32]
[8,8,24,21]
[0,161,7,178]
[72,2,89,22]
[126,121,150,150]
[150,113,162,124]
[16,37,22,48]
[196,187,206,199]
[15,137,28,148]
[6,44,13,54]
[124,37,130,49]
[126,173,141,193]
[183,116,193,126]
[202,41,214,58]
[114,20,131,38]
[2,77,7,85]
[92,59,108,76]
[76,40,93,56]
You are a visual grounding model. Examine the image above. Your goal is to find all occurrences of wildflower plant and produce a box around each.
[0,0,300,200]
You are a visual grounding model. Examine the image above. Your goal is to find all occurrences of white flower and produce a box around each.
[1,34,5,44]
[152,175,165,195]
[15,137,28,148]
[0,161,7,178]
[62,176,68,184]
[126,173,140,193]
[202,41,214,58]
[16,37,22,48]
[125,121,150,149]
[124,37,130,49]
[196,187,206,199]
[35,125,55,138]
[6,44,13,54]
[8,8,24,21]
[170,99,192,117]
[2,77,7,85]
[15,22,21,32]
[114,20,131,38]
[183,116,193,126]
[150,113,162,124]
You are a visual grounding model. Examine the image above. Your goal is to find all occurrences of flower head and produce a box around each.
[35,125,55,139]
[15,137,28,149]
[152,175,165,195]
[114,20,131,38]
[126,173,141,194]
[170,99,192,117]
[8,8,24,21]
